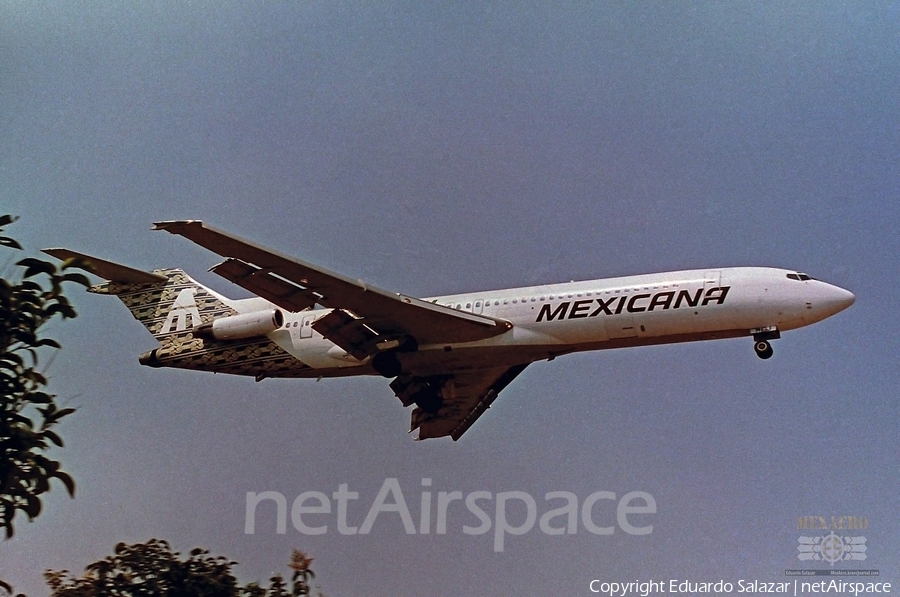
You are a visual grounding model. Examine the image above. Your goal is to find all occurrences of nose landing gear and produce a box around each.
[751,326,780,360]
[754,340,774,360]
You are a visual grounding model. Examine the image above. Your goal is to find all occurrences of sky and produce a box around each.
[1,2,898,595]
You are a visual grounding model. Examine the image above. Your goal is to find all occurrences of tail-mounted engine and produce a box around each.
[194,309,284,341]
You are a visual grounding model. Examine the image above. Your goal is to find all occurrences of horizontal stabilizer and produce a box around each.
[42,248,167,285]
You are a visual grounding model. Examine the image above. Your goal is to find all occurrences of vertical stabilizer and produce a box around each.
[89,268,238,340]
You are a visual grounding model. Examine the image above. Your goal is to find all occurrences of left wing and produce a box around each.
[403,364,529,440]
[153,220,511,359]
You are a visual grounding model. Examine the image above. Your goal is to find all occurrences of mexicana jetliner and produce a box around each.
[45,220,854,440]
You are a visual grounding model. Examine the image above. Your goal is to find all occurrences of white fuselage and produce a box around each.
[255,267,854,376]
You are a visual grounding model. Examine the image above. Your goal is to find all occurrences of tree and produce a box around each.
[288,550,315,597]
[0,214,88,543]
[0,214,90,597]
[43,539,322,597]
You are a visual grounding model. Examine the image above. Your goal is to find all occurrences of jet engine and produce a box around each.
[194,309,284,341]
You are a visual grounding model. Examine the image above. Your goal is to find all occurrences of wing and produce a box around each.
[153,220,511,358]
[401,364,529,441]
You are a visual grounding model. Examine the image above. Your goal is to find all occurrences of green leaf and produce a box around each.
[51,407,77,421]
[15,257,56,278]
[23,493,42,519]
[44,430,64,447]
[27,391,53,404]
[53,470,76,497]
[0,237,23,250]
[44,302,77,319]
[61,272,91,287]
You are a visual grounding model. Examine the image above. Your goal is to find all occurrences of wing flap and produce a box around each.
[410,364,529,441]
[153,220,511,346]
[312,309,377,361]
[211,258,319,311]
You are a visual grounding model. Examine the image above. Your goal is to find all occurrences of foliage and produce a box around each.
[43,540,321,597]
[288,550,315,597]
[0,214,89,541]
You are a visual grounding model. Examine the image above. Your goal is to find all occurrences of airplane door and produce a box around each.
[300,314,315,338]
[473,299,484,314]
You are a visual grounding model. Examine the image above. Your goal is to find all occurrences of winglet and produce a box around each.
[41,248,167,285]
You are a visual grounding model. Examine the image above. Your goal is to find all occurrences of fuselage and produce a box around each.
[259,267,854,378]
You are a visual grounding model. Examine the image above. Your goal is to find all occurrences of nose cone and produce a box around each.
[816,283,855,319]
[832,286,855,311]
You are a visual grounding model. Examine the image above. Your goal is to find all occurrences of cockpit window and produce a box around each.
[786,273,815,281]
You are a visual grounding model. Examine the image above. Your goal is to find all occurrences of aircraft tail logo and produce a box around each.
[89,268,237,340]
[160,288,202,333]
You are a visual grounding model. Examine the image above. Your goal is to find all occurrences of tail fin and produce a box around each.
[42,249,237,340]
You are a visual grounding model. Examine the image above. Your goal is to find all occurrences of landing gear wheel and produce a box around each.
[754,340,774,360]
[372,351,402,378]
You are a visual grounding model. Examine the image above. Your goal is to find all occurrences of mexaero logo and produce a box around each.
[160,288,202,333]
[536,286,730,323]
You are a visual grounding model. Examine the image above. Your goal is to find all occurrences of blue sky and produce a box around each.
[1,2,897,595]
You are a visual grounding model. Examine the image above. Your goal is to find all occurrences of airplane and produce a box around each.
[44,220,855,441]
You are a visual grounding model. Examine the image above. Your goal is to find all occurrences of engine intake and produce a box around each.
[194,309,284,341]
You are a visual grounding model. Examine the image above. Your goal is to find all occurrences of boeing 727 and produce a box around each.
[45,220,855,440]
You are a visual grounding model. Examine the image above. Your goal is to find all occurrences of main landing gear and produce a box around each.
[370,336,419,378]
[389,375,447,414]
[372,351,402,378]
[751,326,779,360]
